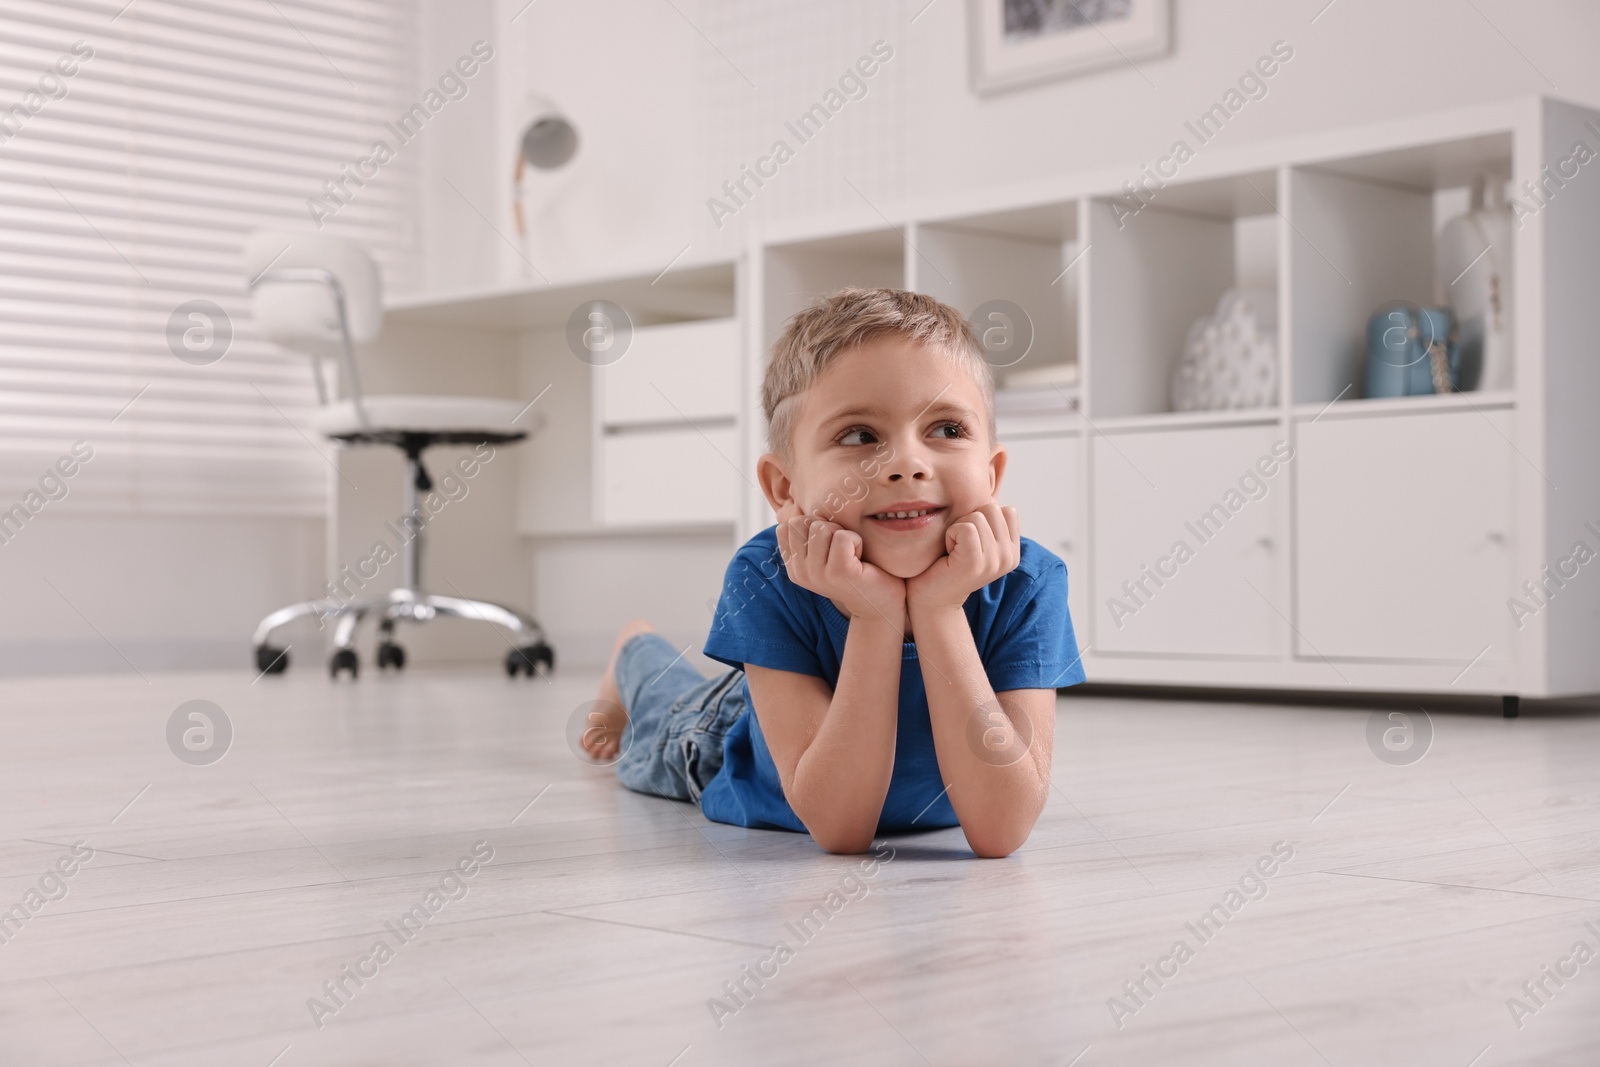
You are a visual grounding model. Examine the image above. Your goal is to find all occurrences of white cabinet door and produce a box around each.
[599,426,742,527]
[1295,408,1513,661]
[596,318,739,425]
[1091,424,1289,656]
[998,434,1085,639]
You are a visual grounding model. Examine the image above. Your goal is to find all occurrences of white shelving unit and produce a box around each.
[382,94,1600,700]
[737,94,1600,704]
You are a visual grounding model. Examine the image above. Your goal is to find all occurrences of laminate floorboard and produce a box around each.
[0,668,1595,1066]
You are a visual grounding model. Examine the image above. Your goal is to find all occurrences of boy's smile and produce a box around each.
[760,334,1006,581]
[863,501,945,530]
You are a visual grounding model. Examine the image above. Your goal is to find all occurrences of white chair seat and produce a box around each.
[309,395,534,438]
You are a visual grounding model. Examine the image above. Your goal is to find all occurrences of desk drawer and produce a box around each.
[598,424,741,526]
[597,318,740,425]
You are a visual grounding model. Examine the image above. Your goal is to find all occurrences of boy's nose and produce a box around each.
[875,432,933,481]
[884,449,932,481]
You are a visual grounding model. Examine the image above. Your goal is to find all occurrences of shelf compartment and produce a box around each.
[1084,169,1281,420]
[911,202,1079,387]
[761,229,905,350]
[1286,132,1514,407]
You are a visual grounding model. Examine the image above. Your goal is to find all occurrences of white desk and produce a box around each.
[338,259,741,667]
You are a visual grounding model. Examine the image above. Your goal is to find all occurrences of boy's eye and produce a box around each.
[933,420,967,439]
[838,427,876,446]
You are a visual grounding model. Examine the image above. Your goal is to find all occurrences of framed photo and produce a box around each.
[969,0,1171,95]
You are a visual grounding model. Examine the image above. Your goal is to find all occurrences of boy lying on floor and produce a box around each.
[586,286,1085,857]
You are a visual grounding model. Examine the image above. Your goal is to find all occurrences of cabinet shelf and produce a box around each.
[736,93,1598,698]
[1085,169,1281,420]
[912,206,1079,384]
[1287,134,1514,406]
[1092,408,1282,435]
[1291,389,1515,421]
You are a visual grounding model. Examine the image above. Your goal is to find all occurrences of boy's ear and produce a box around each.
[988,441,1008,498]
[757,452,796,519]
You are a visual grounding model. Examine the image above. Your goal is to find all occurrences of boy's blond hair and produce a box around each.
[762,287,997,463]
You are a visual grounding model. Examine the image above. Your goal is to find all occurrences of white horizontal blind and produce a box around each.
[0,0,418,516]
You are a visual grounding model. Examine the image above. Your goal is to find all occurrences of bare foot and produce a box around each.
[584,619,656,761]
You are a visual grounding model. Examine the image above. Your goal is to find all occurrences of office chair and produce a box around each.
[245,230,555,680]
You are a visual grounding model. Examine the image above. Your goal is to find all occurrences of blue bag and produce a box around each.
[1364,303,1460,398]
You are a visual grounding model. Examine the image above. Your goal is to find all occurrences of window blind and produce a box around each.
[0,0,418,516]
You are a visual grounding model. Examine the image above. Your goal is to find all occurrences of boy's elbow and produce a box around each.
[963,819,1033,859]
[802,806,876,854]
[790,787,877,854]
[811,827,876,855]
[964,781,1050,858]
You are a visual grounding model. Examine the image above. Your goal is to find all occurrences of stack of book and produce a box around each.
[995,361,1079,415]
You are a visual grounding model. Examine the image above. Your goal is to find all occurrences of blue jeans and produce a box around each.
[613,632,749,805]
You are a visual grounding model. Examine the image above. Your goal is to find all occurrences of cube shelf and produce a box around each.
[1286,131,1514,407]
[733,94,1600,700]
[912,201,1079,388]
[1084,169,1281,420]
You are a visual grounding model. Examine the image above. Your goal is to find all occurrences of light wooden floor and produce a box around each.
[0,667,1597,1066]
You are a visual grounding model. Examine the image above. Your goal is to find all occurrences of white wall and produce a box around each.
[0,514,324,674]
[531,532,738,673]
[419,0,1600,290]
[413,0,505,297]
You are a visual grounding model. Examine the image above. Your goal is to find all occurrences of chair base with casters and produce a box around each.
[251,417,555,681]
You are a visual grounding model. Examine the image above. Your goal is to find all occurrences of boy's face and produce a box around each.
[758,335,1007,580]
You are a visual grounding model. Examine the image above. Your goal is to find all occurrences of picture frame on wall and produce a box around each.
[969,0,1172,95]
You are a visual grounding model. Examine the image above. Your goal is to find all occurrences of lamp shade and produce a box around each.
[518,95,578,170]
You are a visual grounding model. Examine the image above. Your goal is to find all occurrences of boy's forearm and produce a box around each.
[910,603,1049,857]
[789,611,902,852]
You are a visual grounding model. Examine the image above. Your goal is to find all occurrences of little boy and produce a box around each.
[586,287,1085,857]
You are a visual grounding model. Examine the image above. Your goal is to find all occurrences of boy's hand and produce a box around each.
[906,502,1021,614]
[776,503,906,632]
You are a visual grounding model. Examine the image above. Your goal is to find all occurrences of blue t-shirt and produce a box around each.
[698,525,1086,835]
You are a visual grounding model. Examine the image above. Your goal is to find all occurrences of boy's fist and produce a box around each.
[906,502,1020,613]
[775,503,906,632]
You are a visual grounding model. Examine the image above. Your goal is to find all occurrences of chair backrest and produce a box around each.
[245,230,383,346]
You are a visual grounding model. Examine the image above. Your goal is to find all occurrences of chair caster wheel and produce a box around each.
[330,648,359,680]
[255,644,289,675]
[376,641,406,671]
[506,642,554,678]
